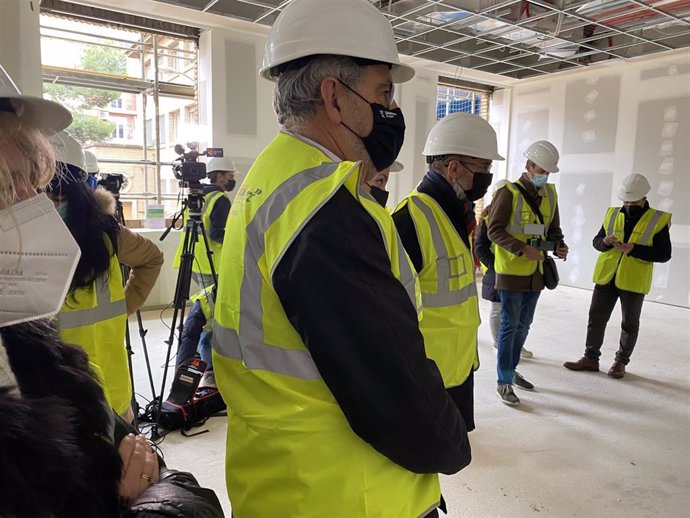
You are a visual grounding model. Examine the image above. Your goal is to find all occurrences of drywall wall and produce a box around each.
[495,49,690,307]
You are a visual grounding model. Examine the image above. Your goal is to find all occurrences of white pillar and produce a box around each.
[0,0,43,96]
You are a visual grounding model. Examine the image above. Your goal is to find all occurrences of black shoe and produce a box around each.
[513,371,534,391]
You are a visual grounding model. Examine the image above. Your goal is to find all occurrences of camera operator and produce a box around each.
[173,156,236,289]
[488,140,569,406]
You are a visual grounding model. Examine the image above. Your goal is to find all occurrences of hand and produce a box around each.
[118,434,160,504]
[615,242,634,255]
[522,245,543,261]
[555,243,569,260]
[603,235,620,247]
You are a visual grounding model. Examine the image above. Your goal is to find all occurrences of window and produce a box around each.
[436,85,488,120]
[41,12,199,223]
[170,110,179,143]
[158,114,166,145]
[111,122,125,139]
[145,119,153,146]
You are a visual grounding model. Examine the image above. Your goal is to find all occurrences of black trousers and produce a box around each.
[446,371,475,432]
[584,283,645,365]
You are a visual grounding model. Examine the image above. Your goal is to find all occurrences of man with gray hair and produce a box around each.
[211,0,470,516]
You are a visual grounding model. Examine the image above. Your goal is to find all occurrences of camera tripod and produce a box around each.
[112,195,156,430]
[152,186,218,439]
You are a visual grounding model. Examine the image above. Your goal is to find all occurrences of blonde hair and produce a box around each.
[0,112,55,207]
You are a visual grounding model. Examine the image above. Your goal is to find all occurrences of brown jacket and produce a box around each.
[94,189,164,313]
[488,173,563,292]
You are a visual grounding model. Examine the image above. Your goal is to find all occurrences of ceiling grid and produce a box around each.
[152,0,690,78]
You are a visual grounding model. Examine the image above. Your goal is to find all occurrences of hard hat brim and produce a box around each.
[261,56,415,84]
[4,95,72,136]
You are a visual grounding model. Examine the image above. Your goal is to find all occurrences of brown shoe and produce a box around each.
[563,357,600,372]
[608,361,625,379]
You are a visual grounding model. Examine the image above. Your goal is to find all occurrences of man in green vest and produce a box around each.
[173,156,236,289]
[393,112,504,431]
[488,140,569,406]
[211,1,470,516]
[564,174,671,379]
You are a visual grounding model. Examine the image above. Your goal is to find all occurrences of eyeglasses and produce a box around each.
[446,160,493,175]
[338,78,395,109]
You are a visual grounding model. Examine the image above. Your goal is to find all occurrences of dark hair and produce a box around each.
[50,164,120,293]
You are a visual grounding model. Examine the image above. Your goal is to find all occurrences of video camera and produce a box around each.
[97,173,125,196]
[172,143,224,185]
[527,237,563,252]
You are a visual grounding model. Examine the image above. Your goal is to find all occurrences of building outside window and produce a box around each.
[40,11,199,223]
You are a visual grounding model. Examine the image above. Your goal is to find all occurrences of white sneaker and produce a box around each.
[521,347,534,359]
[200,371,216,388]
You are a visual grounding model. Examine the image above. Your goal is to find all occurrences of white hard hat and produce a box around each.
[0,65,72,135]
[423,112,505,161]
[51,131,87,173]
[618,173,651,202]
[84,150,99,174]
[390,161,404,173]
[260,0,415,84]
[207,156,236,174]
[523,140,560,173]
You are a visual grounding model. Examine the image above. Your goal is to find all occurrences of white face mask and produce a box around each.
[0,193,81,328]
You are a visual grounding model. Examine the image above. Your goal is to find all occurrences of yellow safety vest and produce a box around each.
[494,182,558,276]
[58,236,131,415]
[394,192,480,388]
[191,284,216,333]
[212,132,437,518]
[173,190,225,275]
[592,207,671,294]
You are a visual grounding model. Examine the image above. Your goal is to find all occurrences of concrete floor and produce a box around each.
[130,285,690,518]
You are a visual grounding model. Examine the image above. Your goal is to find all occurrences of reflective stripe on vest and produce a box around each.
[494,182,557,277]
[506,184,556,235]
[409,197,477,308]
[593,207,670,294]
[215,162,340,380]
[58,241,130,415]
[211,132,440,518]
[58,276,126,329]
[213,163,419,380]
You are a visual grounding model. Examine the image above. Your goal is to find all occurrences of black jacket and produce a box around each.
[393,170,475,273]
[0,321,223,518]
[475,215,499,302]
[273,186,471,476]
[202,184,231,244]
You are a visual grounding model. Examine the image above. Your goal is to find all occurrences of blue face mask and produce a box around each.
[56,201,69,220]
[531,174,548,188]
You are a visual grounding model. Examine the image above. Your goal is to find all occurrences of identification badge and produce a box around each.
[523,223,545,235]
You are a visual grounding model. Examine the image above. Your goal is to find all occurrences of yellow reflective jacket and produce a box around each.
[212,132,438,518]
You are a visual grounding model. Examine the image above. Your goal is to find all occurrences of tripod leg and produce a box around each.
[135,309,156,399]
[124,319,139,429]
[152,221,195,439]
[198,221,219,286]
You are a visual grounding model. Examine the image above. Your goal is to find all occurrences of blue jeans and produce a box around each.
[496,290,541,385]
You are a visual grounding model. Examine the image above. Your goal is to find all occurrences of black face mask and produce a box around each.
[338,80,406,172]
[225,179,236,192]
[464,172,494,202]
[624,204,643,217]
[368,185,390,207]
